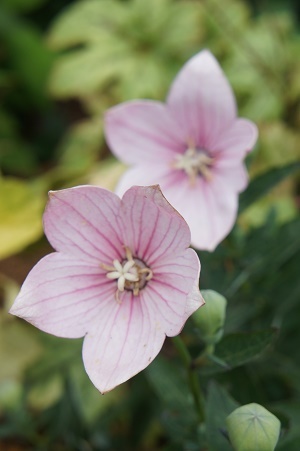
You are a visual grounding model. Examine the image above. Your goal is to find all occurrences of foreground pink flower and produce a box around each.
[10,185,203,393]
[105,50,258,251]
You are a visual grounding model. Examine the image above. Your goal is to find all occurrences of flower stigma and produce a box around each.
[101,247,153,302]
[173,139,214,186]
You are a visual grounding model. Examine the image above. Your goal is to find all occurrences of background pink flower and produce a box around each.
[10,185,203,393]
[105,50,258,251]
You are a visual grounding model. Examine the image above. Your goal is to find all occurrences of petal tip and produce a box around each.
[8,296,23,317]
[249,122,259,150]
[123,184,190,236]
[186,48,224,77]
[48,190,57,198]
[8,305,17,316]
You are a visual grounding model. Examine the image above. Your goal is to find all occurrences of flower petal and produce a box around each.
[10,253,115,338]
[211,118,258,165]
[117,168,244,251]
[82,291,167,393]
[160,176,238,251]
[149,248,203,335]
[167,50,237,149]
[115,164,174,198]
[185,280,205,319]
[213,162,249,192]
[105,100,185,165]
[83,248,203,395]
[120,185,191,264]
[44,186,123,263]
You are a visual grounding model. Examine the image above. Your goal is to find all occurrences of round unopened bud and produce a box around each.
[226,403,281,451]
[192,289,227,344]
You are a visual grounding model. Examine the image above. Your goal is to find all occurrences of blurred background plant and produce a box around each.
[0,0,299,449]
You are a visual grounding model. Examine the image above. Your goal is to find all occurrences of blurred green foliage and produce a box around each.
[0,0,299,449]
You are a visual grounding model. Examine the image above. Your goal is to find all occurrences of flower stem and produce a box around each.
[172,336,205,423]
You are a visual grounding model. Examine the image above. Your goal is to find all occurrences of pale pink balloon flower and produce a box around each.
[10,185,203,393]
[105,50,258,251]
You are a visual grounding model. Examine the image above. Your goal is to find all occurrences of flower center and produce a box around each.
[101,247,153,302]
[173,141,214,186]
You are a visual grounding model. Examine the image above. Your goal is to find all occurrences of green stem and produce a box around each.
[191,343,215,367]
[172,336,205,423]
[172,334,191,366]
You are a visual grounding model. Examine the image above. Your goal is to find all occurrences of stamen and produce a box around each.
[123,260,135,273]
[125,246,133,261]
[102,247,153,302]
[113,260,123,273]
[173,142,214,186]
[117,275,126,292]
[139,267,153,281]
[100,263,117,272]
[106,271,122,280]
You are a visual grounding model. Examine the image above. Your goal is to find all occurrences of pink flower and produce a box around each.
[105,50,258,251]
[10,185,203,393]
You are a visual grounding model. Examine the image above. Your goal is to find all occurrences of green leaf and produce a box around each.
[27,374,63,411]
[240,196,298,229]
[0,109,37,175]
[25,335,82,384]
[215,329,276,368]
[201,329,277,374]
[0,380,22,411]
[70,361,124,424]
[47,0,203,102]
[57,119,104,173]
[273,401,300,450]
[254,121,300,172]
[47,0,127,49]
[0,10,54,106]
[158,1,203,56]
[0,276,39,384]
[239,162,300,213]
[223,216,300,311]
[145,356,198,442]
[0,320,42,381]
[206,381,239,451]
[116,54,171,100]
[146,357,192,411]
[0,177,45,259]
[224,11,298,121]
[49,43,129,98]
[0,0,46,13]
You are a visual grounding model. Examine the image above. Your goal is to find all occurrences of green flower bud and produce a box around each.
[192,289,227,344]
[226,403,281,451]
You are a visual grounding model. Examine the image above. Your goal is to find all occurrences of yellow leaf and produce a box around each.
[0,177,45,259]
[89,158,127,191]
[0,274,42,381]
